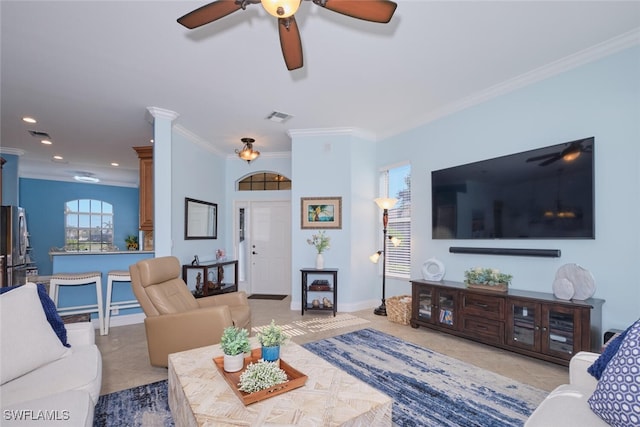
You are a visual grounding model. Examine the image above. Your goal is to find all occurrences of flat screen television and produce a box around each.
[432,137,594,239]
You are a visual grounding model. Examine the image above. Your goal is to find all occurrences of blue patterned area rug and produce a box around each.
[93,380,172,427]
[93,328,547,426]
[302,328,548,427]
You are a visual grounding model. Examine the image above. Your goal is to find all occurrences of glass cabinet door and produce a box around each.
[543,306,576,356]
[508,299,539,351]
[417,287,433,321]
[437,290,456,327]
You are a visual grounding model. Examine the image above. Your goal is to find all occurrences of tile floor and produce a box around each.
[95,297,568,396]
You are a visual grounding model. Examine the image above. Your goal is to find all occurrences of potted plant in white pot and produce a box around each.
[220,326,251,372]
[257,320,287,363]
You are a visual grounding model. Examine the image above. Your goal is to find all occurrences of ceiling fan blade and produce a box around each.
[319,0,397,23]
[279,16,303,71]
[177,0,243,29]
[539,155,562,167]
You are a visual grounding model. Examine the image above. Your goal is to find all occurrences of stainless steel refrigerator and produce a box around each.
[1,206,29,287]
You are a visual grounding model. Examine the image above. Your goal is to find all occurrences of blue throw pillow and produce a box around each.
[0,284,70,347]
[588,318,640,426]
[588,325,631,380]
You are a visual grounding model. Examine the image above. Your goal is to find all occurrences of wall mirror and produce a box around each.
[185,198,217,240]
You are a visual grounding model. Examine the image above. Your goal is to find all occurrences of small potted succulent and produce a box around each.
[237,359,289,393]
[257,320,287,363]
[220,326,251,372]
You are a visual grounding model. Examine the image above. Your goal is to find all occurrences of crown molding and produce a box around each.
[288,127,376,141]
[173,124,226,157]
[0,147,26,156]
[146,106,180,123]
[381,28,640,139]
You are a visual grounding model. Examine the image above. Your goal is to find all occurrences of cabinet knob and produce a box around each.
[252,251,258,255]
[535,326,540,330]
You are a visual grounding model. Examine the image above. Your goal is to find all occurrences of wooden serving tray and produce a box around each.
[212,348,308,405]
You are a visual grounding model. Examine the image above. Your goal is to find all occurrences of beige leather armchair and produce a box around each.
[129,256,251,367]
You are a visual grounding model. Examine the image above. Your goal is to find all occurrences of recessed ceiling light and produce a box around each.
[53,155,63,160]
[41,139,52,145]
[111,162,119,167]
[150,139,154,143]
[22,117,37,124]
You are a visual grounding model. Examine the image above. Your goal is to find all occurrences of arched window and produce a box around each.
[237,172,291,191]
[64,199,114,251]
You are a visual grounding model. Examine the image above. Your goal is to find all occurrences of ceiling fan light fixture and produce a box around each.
[235,137,260,163]
[261,0,300,18]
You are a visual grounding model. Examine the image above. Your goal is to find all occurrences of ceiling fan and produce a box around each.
[177,0,398,71]
[526,138,593,167]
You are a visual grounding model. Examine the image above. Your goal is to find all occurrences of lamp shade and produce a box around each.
[389,236,401,247]
[374,197,398,210]
[369,251,382,263]
[261,0,301,18]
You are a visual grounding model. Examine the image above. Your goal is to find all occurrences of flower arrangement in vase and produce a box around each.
[257,320,287,362]
[125,234,139,251]
[307,231,330,269]
[464,267,513,292]
[220,326,251,372]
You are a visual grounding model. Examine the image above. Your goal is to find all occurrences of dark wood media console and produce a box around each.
[410,279,605,366]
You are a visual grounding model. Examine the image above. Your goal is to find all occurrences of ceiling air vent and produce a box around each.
[28,130,52,139]
[266,111,293,123]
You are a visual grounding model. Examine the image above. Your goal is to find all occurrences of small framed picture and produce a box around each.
[301,197,342,229]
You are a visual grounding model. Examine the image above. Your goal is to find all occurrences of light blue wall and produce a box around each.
[19,178,139,275]
[169,131,227,267]
[378,46,640,331]
[290,131,380,311]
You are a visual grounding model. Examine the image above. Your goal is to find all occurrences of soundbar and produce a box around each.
[449,247,561,258]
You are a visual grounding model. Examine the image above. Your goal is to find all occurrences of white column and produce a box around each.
[146,107,179,257]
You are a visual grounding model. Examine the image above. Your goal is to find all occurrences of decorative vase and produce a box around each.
[223,353,245,373]
[261,345,280,363]
[316,253,324,270]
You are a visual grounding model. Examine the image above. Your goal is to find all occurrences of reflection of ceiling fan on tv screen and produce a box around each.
[526,137,593,167]
[177,0,398,71]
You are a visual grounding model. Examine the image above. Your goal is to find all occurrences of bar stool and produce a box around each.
[105,270,140,334]
[49,272,105,335]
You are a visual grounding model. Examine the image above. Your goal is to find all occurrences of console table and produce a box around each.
[182,260,238,297]
[410,279,605,366]
[301,268,337,316]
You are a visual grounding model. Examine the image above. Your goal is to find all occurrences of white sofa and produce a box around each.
[525,351,607,427]
[0,284,102,427]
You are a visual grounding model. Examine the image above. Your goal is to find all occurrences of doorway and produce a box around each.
[236,201,291,295]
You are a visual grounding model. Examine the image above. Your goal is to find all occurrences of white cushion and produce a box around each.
[524,384,608,427]
[0,283,70,384]
[2,390,94,427]
[0,344,102,407]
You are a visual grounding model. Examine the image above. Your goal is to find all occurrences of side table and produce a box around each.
[301,268,337,316]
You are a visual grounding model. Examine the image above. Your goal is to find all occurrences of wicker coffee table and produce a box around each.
[168,337,392,426]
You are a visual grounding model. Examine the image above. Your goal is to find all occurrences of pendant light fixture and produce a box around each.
[235,137,260,163]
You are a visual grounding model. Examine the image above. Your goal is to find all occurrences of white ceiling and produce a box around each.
[2,1,639,187]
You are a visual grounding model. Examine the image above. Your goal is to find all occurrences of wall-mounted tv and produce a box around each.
[432,137,594,239]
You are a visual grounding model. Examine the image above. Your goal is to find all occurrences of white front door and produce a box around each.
[249,201,291,295]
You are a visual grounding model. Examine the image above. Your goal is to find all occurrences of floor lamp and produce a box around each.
[371,197,398,316]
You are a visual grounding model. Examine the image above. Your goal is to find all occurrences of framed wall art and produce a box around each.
[301,197,342,229]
